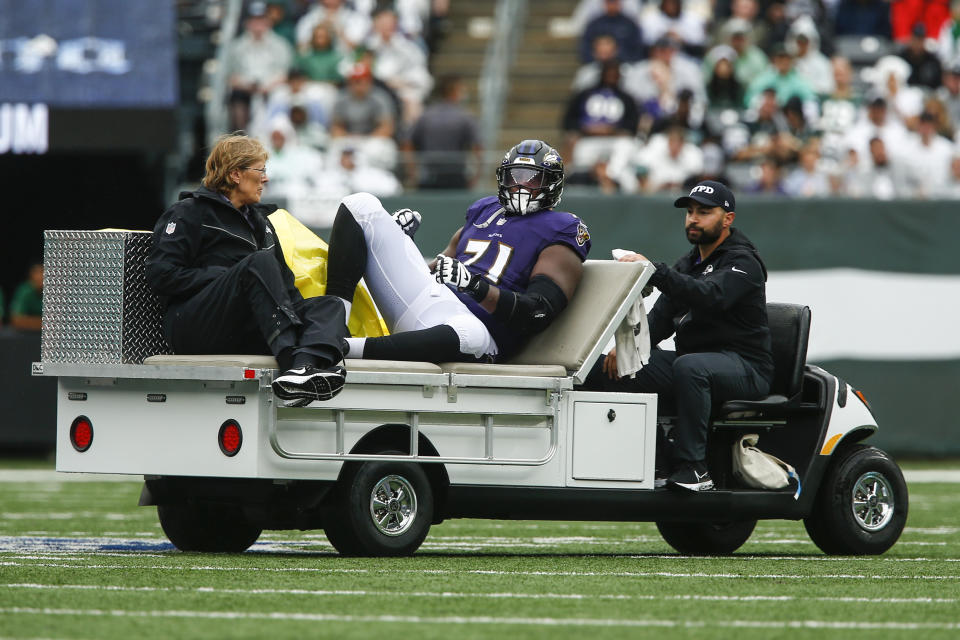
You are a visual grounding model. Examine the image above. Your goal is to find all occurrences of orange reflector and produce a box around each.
[854,389,871,410]
[243,369,256,379]
[70,416,93,452]
[820,433,842,456]
[218,420,242,457]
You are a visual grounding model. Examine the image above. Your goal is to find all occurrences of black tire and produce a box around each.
[323,456,433,557]
[157,502,262,552]
[804,444,908,555]
[656,519,757,555]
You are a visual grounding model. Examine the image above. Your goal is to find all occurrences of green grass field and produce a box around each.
[1,461,958,639]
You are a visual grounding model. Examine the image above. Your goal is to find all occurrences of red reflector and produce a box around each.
[70,416,93,452]
[243,369,256,379]
[218,420,243,457]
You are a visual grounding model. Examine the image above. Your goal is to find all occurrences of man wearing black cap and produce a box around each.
[585,180,774,491]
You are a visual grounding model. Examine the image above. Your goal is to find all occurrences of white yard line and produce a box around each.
[2,561,959,580]
[5,582,960,606]
[0,607,957,630]
[904,470,960,483]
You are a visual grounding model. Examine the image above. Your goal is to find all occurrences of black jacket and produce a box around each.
[647,227,774,378]
[145,186,301,309]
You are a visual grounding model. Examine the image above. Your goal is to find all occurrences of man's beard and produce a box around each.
[686,219,723,245]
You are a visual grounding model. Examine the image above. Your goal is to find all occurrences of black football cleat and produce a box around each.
[667,461,715,492]
[272,364,346,406]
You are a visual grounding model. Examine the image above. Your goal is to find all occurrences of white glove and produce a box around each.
[434,254,473,289]
[391,208,421,238]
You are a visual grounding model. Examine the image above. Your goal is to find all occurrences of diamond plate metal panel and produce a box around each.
[41,230,172,364]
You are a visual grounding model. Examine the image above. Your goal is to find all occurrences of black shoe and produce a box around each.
[272,364,346,405]
[667,461,714,492]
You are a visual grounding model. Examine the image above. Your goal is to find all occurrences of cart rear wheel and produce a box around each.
[804,444,907,555]
[157,502,261,552]
[324,455,433,557]
[656,519,757,555]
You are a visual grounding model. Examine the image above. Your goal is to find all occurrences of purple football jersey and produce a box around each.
[451,195,591,358]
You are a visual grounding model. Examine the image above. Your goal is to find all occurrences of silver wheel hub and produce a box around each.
[370,474,417,537]
[851,471,895,532]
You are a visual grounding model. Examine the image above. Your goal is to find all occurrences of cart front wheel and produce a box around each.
[804,444,907,555]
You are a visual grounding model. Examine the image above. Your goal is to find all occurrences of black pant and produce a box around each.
[582,348,771,463]
[164,251,347,370]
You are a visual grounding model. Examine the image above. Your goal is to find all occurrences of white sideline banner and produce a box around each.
[641,268,960,362]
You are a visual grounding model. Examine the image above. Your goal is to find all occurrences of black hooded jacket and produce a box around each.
[145,186,301,309]
[647,227,774,378]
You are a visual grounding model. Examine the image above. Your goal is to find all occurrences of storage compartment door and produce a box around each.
[572,401,647,481]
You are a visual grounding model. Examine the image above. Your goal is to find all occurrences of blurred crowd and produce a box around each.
[563,0,960,198]
[223,0,481,224]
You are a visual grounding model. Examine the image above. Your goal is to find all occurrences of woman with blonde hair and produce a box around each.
[145,133,349,405]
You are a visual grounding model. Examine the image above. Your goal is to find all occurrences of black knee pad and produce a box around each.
[326,203,368,301]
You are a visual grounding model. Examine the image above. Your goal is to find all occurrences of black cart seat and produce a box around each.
[719,303,811,417]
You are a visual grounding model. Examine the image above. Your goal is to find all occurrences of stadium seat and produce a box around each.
[833,35,894,67]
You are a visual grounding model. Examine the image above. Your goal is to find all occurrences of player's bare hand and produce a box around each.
[617,252,648,263]
[391,208,422,238]
[602,347,620,379]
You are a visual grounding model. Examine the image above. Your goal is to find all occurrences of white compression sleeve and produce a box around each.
[345,337,366,358]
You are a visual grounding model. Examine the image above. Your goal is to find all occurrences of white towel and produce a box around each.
[611,249,651,378]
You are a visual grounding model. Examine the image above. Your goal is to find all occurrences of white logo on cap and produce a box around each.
[690,185,714,195]
[725,201,730,207]
[165,222,176,234]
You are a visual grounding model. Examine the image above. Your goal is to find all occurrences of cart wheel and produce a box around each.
[656,519,757,555]
[157,502,261,552]
[804,444,907,555]
[324,455,433,557]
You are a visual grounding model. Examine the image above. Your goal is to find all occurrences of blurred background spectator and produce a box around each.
[936,0,960,64]
[704,46,745,109]
[744,44,816,110]
[746,156,788,194]
[405,74,482,190]
[296,22,344,84]
[580,0,645,63]
[261,114,325,204]
[639,0,707,57]
[226,2,294,130]
[936,60,960,126]
[329,62,397,170]
[786,16,835,97]
[365,7,433,124]
[315,147,402,198]
[295,0,370,54]
[572,0,643,34]
[9,263,43,332]
[624,35,704,123]
[572,34,631,90]
[562,60,640,181]
[900,110,955,196]
[842,94,911,160]
[783,141,832,196]
[900,23,943,89]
